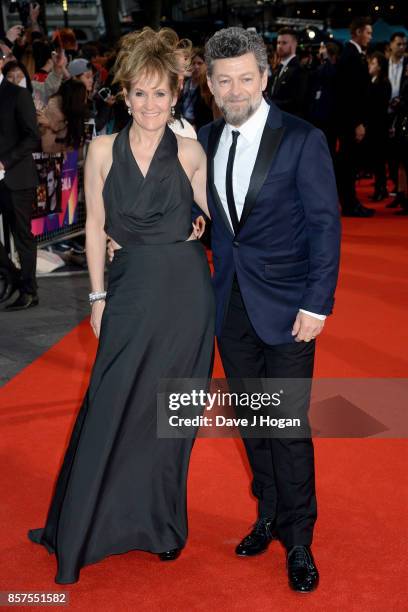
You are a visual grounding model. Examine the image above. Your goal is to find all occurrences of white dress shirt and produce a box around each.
[280,54,297,70]
[0,73,3,86]
[388,58,404,100]
[349,39,363,54]
[271,55,297,94]
[213,97,325,321]
[168,117,197,140]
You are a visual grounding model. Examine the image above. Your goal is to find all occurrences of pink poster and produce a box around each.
[32,150,79,238]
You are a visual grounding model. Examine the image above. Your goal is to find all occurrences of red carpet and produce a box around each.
[0,183,407,610]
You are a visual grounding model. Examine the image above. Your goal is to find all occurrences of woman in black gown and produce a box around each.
[28,28,215,584]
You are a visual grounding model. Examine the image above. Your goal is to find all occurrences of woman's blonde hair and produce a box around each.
[113,27,192,95]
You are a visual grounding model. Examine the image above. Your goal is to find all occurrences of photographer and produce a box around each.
[3,3,42,72]
[68,57,118,135]
[2,47,66,107]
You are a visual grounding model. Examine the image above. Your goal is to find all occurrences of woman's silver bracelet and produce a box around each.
[89,291,107,304]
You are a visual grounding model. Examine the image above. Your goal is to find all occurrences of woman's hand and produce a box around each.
[36,109,49,126]
[105,94,117,107]
[90,300,105,338]
[6,25,24,43]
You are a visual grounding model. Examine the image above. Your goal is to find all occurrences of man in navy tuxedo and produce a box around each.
[199,27,341,593]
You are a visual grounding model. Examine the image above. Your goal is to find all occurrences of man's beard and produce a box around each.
[218,94,262,127]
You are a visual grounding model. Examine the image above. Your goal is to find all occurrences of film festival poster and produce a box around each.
[31,150,79,238]
[32,152,64,218]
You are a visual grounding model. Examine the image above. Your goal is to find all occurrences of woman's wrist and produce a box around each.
[89,291,106,304]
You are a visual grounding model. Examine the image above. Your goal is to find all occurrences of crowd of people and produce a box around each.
[267,19,408,217]
[0,10,407,311]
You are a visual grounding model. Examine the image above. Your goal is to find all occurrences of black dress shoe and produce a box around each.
[369,188,388,202]
[343,205,375,217]
[235,517,277,557]
[0,277,20,304]
[5,292,39,311]
[358,202,376,215]
[158,548,181,561]
[287,545,319,593]
[394,207,408,216]
[386,192,405,208]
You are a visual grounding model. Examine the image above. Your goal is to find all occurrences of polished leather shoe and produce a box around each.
[5,292,39,311]
[386,192,405,208]
[369,188,388,202]
[343,205,375,217]
[287,545,319,593]
[158,548,181,561]
[394,207,408,216]
[235,517,277,557]
[0,277,20,304]
[358,203,376,216]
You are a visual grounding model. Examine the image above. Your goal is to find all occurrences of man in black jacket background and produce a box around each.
[335,17,374,217]
[336,17,374,217]
[269,28,308,118]
[0,47,40,310]
[387,32,408,207]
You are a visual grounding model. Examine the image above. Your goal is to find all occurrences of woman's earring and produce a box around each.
[171,106,175,117]
[127,106,132,115]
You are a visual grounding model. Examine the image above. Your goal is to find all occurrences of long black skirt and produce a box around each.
[28,240,215,583]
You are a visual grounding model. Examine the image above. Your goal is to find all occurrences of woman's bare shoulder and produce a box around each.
[88,133,118,157]
[176,134,206,160]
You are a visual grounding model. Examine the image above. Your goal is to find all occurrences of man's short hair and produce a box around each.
[204,27,268,77]
[277,27,298,41]
[350,17,371,36]
[390,31,407,43]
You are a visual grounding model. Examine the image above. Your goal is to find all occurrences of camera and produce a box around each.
[98,87,112,101]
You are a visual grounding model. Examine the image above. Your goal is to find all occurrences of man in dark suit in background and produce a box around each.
[0,46,40,309]
[201,27,341,593]
[387,32,408,208]
[269,28,308,118]
[335,16,374,217]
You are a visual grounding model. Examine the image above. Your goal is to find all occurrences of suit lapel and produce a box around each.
[402,58,408,90]
[238,119,285,231]
[207,118,234,236]
[0,77,9,100]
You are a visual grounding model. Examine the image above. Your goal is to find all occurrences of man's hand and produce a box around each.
[291,311,325,343]
[107,238,115,262]
[6,25,24,43]
[192,215,206,239]
[0,162,4,171]
[355,124,366,142]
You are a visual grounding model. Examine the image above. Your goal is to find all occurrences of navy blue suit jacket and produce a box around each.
[198,101,341,345]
